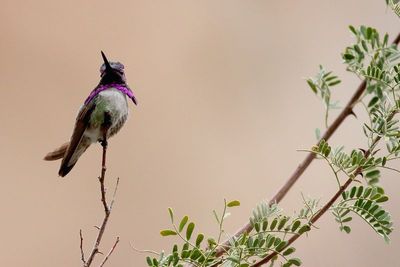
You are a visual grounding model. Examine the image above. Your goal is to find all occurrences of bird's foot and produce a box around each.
[100,139,108,148]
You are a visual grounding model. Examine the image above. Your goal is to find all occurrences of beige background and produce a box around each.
[1,1,399,266]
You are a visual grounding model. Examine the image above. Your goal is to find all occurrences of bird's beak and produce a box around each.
[101,51,112,71]
[131,94,137,105]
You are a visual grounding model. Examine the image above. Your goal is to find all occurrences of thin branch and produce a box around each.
[99,237,120,267]
[109,177,120,211]
[377,165,400,174]
[80,229,86,264]
[81,130,120,267]
[214,32,400,257]
[129,242,162,256]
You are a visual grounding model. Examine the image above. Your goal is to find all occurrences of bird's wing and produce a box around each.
[59,100,96,177]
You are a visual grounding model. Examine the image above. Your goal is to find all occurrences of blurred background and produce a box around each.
[0,1,399,266]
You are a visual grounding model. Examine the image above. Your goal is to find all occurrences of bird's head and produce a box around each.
[99,51,126,84]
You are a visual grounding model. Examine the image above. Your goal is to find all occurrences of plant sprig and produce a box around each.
[143,6,400,267]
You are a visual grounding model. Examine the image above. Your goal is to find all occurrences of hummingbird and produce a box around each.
[44,51,137,177]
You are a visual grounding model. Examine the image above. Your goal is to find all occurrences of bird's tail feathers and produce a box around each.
[58,137,92,177]
[44,142,69,161]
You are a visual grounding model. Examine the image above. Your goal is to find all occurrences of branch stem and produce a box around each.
[81,130,120,267]
[99,237,120,267]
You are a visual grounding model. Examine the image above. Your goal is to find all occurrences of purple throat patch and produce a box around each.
[84,83,137,105]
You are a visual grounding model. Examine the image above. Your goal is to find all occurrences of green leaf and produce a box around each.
[173,254,180,266]
[340,209,351,217]
[368,97,379,107]
[160,229,177,236]
[291,220,301,232]
[343,53,355,60]
[366,27,373,39]
[277,217,288,231]
[298,225,311,234]
[207,238,217,247]
[274,237,282,247]
[324,145,331,157]
[376,195,389,203]
[328,80,341,86]
[146,256,153,266]
[342,217,353,223]
[270,218,278,230]
[376,187,385,194]
[152,258,158,267]
[227,200,241,207]
[342,225,351,234]
[168,207,174,223]
[190,249,201,260]
[307,79,318,94]
[283,247,296,256]
[384,33,389,46]
[262,219,268,231]
[267,236,275,248]
[179,216,189,232]
[186,222,195,240]
[349,25,357,35]
[361,40,368,52]
[356,186,364,198]
[195,233,204,247]
[350,186,357,198]
[364,187,372,198]
[366,170,380,178]
[324,73,335,80]
[275,240,288,252]
[288,258,302,266]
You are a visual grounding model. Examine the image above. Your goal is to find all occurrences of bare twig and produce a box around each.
[80,229,86,264]
[129,242,161,255]
[109,177,120,211]
[213,32,400,257]
[81,130,120,267]
[99,237,120,267]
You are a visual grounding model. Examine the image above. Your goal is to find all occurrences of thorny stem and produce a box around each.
[81,131,120,267]
[213,32,400,258]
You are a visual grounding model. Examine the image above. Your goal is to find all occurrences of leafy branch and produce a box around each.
[210,27,400,261]
[252,124,396,266]
[145,4,400,267]
[333,185,392,239]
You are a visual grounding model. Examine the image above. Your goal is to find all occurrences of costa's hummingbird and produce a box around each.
[44,51,137,177]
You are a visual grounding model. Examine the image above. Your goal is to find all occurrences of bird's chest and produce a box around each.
[86,89,129,140]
